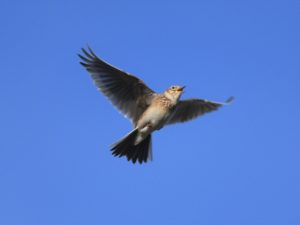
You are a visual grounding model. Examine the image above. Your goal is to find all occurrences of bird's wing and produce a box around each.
[79,47,155,124]
[167,96,234,124]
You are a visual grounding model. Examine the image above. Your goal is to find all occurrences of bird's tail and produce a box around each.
[110,129,152,164]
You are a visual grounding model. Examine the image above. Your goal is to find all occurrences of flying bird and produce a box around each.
[79,47,233,164]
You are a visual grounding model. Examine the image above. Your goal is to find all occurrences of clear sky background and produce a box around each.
[1,0,300,224]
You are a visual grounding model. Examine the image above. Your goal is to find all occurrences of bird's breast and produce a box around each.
[137,104,171,129]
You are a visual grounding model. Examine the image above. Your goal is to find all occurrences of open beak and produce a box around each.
[178,86,186,92]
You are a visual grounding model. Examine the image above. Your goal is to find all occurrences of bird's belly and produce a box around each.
[134,109,168,145]
[140,107,170,129]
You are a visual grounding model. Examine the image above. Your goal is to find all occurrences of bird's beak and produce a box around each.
[178,86,186,92]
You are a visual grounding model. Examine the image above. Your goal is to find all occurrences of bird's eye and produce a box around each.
[171,86,175,89]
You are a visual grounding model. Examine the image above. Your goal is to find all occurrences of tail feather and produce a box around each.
[110,129,152,164]
[111,130,137,157]
[140,136,152,163]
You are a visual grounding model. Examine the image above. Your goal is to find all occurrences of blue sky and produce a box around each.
[1,0,300,224]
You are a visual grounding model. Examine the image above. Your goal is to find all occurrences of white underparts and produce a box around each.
[134,124,152,145]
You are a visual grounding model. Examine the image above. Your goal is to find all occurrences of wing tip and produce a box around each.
[78,45,101,68]
[225,96,235,104]
[79,45,98,59]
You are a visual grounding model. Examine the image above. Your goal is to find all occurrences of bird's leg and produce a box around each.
[140,123,152,138]
[146,123,152,130]
[135,123,152,145]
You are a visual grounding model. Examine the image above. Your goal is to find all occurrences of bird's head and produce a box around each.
[164,85,185,102]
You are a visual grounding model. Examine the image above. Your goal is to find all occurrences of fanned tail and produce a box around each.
[110,129,152,164]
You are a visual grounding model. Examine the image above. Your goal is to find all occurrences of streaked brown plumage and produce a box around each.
[79,47,233,164]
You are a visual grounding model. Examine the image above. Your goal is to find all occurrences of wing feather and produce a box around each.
[79,47,155,124]
[167,97,234,124]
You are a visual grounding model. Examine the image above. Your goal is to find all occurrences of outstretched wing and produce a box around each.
[79,47,155,124]
[167,96,234,124]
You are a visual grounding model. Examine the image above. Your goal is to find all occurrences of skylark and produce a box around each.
[79,47,233,164]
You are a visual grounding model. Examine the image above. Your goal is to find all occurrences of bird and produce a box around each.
[78,47,233,164]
